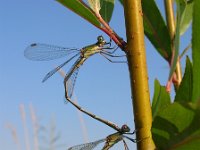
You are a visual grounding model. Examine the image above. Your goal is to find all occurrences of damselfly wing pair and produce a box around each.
[24,36,125,98]
[64,92,137,150]
[68,124,136,150]
[25,36,135,149]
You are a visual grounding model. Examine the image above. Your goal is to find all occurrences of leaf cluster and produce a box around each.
[56,0,200,149]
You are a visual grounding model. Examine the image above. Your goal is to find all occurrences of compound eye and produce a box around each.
[97,36,104,42]
[122,125,127,129]
[121,125,130,132]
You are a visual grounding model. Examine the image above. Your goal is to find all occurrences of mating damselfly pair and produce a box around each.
[64,96,137,150]
[24,36,126,98]
[68,124,136,150]
[24,36,135,149]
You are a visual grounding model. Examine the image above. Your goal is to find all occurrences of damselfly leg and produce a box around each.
[25,35,127,98]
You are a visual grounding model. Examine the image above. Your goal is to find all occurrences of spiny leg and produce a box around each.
[125,129,137,135]
[100,53,127,63]
[105,38,112,47]
[123,135,137,143]
[122,139,129,150]
[101,50,126,57]
[123,132,149,144]
[103,46,119,54]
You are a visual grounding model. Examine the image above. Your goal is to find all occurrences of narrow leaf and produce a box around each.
[142,0,171,60]
[180,1,193,35]
[57,0,101,27]
[168,0,185,80]
[118,0,172,61]
[175,56,193,102]
[118,0,123,5]
[192,0,200,102]
[142,0,172,61]
[88,0,101,13]
[100,0,115,23]
[152,79,171,120]
[180,43,192,59]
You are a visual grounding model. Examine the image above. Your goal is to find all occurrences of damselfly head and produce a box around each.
[121,124,130,133]
[97,35,106,44]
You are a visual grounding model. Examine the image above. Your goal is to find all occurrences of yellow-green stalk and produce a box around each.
[165,0,182,88]
[123,0,155,149]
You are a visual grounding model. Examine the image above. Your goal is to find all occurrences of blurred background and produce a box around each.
[0,0,191,150]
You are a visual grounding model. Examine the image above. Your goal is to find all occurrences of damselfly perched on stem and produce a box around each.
[24,36,125,98]
[68,125,136,150]
[64,89,137,150]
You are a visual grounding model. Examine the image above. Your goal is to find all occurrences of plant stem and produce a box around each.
[165,0,182,89]
[79,0,126,50]
[123,0,155,149]
[165,0,175,39]
[19,104,31,150]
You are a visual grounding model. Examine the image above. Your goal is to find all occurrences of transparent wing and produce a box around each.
[24,43,80,61]
[65,68,79,98]
[42,53,80,82]
[102,133,123,150]
[68,139,105,150]
[64,57,84,98]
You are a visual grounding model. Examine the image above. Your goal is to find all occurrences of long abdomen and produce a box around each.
[65,57,86,82]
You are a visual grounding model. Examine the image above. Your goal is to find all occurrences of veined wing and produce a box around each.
[64,57,84,98]
[102,133,123,150]
[66,68,79,98]
[65,67,79,98]
[24,43,80,61]
[68,139,105,150]
[42,53,80,82]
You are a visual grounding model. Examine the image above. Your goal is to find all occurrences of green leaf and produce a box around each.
[152,102,200,149]
[152,79,171,120]
[100,0,115,23]
[118,0,123,5]
[142,0,172,61]
[180,1,193,35]
[57,0,101,27]
[175,57,193,103]
[180,43,192,58]
[88,0,101,13]
[192,0,200,102]
[168,0,185,80]
[117,0,172,61]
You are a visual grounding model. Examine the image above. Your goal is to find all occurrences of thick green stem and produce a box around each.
[123,0,155,149]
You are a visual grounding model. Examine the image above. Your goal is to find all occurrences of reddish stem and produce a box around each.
[79,0,127,51]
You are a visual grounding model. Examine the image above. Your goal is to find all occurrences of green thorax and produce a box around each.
[102,125,130,150]
[81,44,102,58]
[102,132,123,150]
[81,35,107,58]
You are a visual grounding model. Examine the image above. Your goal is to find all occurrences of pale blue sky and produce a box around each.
[0,1,191,150]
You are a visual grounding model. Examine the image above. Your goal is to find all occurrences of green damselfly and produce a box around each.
[24,36,125,98]
[65,93,137,150]
[68,124,136,150]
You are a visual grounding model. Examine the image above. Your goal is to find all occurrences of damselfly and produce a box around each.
[24,36,125,98]
[65,91,137,149]
[68,124,136,150]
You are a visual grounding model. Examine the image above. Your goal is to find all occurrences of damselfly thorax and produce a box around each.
[25,36,125,98]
